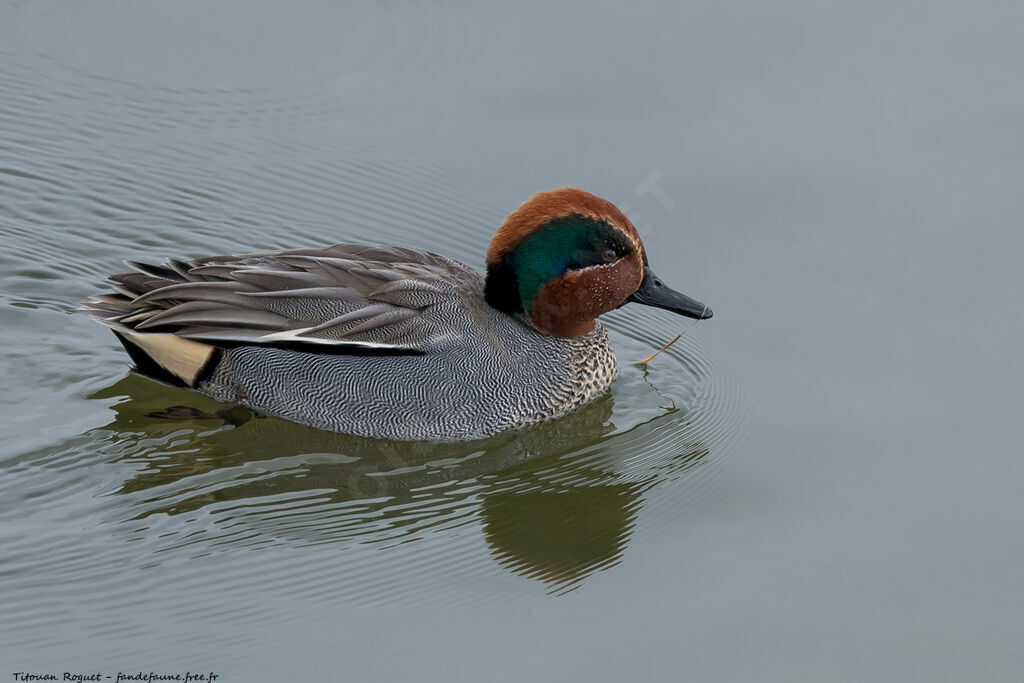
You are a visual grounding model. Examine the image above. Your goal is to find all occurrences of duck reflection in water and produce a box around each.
[87,374,708,590]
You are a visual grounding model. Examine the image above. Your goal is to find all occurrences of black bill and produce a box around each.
[628,266,713,320]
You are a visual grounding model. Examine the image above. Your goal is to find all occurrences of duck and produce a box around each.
[81,187,712,441]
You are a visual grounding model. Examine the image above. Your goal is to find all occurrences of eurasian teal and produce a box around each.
[82,187,712,441]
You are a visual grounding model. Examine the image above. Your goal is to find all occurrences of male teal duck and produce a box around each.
[82,187,712,441]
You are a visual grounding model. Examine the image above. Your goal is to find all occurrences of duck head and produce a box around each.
[484,187,712,337]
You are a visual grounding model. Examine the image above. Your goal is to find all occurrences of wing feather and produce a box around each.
[81,243,482,354]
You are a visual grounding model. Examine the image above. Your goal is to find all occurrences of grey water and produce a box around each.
[2,1,1023,680]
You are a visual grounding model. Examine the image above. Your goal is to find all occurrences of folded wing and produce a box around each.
[81,244,480,355]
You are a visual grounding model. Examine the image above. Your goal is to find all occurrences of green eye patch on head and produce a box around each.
[511,215,634,313]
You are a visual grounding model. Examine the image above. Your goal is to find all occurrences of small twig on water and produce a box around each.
[637,331,685,366]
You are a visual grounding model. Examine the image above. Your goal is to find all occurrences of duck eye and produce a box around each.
[602,248,618,262]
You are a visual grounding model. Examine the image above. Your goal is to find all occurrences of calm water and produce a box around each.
[2,1,1023,680]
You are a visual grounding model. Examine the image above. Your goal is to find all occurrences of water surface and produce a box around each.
[2,1,1023,680]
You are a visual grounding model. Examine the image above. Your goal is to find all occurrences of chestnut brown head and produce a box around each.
[484,187,711,337]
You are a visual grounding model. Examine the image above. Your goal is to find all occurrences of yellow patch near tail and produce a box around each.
[121,331,214,386]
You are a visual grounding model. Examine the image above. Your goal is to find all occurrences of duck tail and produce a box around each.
[79,260,218,388]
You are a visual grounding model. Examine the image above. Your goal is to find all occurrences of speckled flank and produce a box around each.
[200,298,617,442]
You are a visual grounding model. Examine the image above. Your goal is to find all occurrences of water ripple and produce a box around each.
[0,22,750,660]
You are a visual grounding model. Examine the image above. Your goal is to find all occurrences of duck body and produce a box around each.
[196,247,618,440]
[82,188,710,442]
